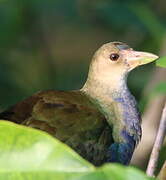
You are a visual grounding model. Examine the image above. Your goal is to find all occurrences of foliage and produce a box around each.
[156,56,166,68]
[0,121,155,180]
[0,0,165,179]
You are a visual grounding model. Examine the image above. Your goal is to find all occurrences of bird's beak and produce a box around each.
[121,50,159,70]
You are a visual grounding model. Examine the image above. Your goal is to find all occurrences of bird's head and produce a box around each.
[84,42,158,91]
[89,42,158,81]
[92,41,158,74]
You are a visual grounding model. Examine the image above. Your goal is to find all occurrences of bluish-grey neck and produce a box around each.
[82,75,142,143]
[112,81,142,143]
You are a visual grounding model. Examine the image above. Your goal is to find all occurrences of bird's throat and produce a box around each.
[82,75,141,144]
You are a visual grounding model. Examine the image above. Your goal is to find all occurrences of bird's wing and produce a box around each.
[0,90,113,165]
[0,90,106,135]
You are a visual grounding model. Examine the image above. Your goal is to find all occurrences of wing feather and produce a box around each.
[0,90,113,165]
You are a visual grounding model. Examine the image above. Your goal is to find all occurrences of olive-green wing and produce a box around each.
[0,90,113,165]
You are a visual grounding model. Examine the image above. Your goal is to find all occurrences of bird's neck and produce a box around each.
[82,73,141,144]
[82,71,129,103]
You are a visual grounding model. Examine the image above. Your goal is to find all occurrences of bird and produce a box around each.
[0,42,158,166]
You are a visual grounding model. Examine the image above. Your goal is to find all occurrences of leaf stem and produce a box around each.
[146,103,166,176]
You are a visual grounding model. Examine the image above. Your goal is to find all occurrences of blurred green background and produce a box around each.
[0,0,165,109]
[0,0,166,171]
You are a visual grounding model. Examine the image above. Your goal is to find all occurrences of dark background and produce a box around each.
[0,0,165,170]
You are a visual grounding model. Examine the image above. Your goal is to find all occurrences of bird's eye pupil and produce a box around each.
[110,53,119,61]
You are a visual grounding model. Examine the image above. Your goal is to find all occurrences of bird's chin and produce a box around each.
[126,61,140,71]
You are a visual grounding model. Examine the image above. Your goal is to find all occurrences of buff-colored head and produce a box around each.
[91,41,158,73]
[83,42,158,91]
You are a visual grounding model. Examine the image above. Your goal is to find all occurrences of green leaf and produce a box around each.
[76,164,155,180]
[0,121,94,180]
[156,56,166,68]
[0,121,156,180]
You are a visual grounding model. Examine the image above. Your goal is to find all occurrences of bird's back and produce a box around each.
[0,90,113,165]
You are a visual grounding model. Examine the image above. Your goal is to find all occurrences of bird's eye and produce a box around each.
[109,53,119,61]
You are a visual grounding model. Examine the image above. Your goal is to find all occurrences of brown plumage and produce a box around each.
[0,42,158,165]
[0,90,112,165]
